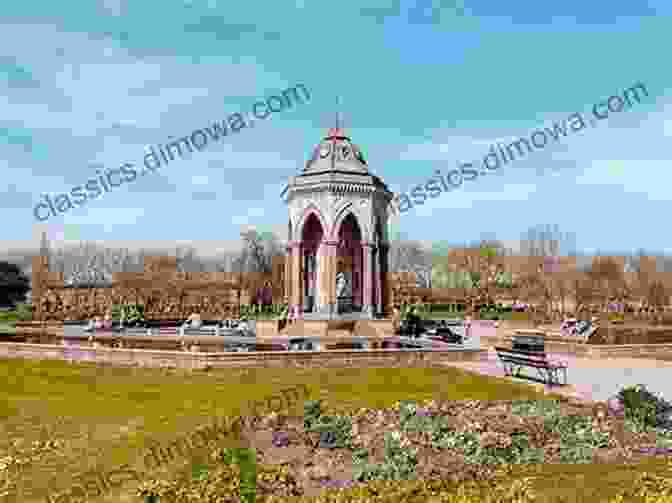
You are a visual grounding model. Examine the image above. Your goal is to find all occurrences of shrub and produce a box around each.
[397,400,418,424]
[237,303,288,319]
[0,310,18,322]
[617,384,672,431]
[0,262,29,307]
[398,401,451,443]
[304,399,323,430]
[429,424,546,467]
[510,399,609,463]
[112,304,145,323]
[190,462,210,482]
[14,303,33,321]
[353,431,418,482]
[472,431,545,466]
[432,429,480,453]
[511,399,562,419]
[211,446,237,464]
[271,303,289,317]
[536,407,610,463]
[308,414,353,449]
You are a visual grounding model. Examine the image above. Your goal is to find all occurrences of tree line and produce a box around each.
[1,225,670,321]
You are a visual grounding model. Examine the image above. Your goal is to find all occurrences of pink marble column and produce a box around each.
[316,240,328,311]
[353,241,362,310]
[325,240,338,314]
[373,246,382,316]
[284,246,291,304]
[288,241,302,320]
[361,241,375,316]
[378,243,390,316]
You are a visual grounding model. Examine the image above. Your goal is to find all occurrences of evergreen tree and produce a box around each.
[0,261,30,307]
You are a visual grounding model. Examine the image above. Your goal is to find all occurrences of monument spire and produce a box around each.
[327,95,346,138]
[336,95,341,130]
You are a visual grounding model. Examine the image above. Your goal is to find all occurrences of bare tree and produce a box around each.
[175,245,205,274]
[518,225,579,319]
[646,280,668,317]
[446,240,507,312]
[51,241,107,287]
[572,273,595,318]
[587,255,628,312]
[389,240,432,288]
[520,224,576,257]
[239,230,283,274]
[237,230,285,303]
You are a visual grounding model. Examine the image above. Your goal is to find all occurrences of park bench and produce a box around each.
[511,330,546,352]
[434,326,463,344]
[494,346,568,386]
[146,320,184,329]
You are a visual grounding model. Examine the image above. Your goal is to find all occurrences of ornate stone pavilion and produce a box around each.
[282,124,394,320]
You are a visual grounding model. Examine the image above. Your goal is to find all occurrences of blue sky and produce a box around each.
[1,0,671,258]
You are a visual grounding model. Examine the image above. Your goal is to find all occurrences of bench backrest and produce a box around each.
[146,320,183,328]
[495,346,549,363]
[511,332,545,351]
[512,342,544,353]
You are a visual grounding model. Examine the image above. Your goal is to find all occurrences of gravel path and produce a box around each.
[445,346,672,404]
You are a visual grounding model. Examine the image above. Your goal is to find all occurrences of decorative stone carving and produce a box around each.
[330,193,343,208]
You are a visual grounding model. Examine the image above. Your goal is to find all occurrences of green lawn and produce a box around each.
[0,359,670,503]
[0,322,15,334]
[0,310,18,335]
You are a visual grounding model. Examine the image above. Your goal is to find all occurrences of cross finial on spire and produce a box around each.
[327,96,346,138]
[336,95,342,130]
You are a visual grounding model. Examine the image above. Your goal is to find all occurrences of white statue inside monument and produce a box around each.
[336,271,351,297]
[336,271,346,297]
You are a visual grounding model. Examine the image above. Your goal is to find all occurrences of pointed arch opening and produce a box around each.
[336,213,363,313]
[300,213,325,313]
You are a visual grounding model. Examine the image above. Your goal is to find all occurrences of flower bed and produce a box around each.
[137,388,672,502]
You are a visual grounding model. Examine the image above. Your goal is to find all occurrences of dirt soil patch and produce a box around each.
[237,396,672,500]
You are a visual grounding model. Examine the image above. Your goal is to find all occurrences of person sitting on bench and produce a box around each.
[180,312,202,336]
[406,307,422,338]
[238,318,249,332]
[186,312,202,329]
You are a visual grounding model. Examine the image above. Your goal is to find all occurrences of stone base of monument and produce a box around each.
[281,318,395,339]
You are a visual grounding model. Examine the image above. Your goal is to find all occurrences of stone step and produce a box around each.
[325,330,353,339]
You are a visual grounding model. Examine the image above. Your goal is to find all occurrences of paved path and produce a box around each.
[445,346,672,404]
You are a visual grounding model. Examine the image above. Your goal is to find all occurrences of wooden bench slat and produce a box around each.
[495,349,565,367]
[494,346,568,386]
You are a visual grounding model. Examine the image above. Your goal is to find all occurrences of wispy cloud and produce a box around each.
[0,1,666,258]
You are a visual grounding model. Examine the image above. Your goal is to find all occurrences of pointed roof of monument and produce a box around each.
[303,97,370,175]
